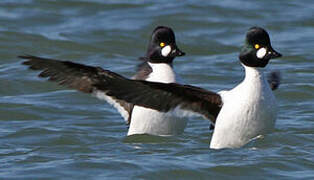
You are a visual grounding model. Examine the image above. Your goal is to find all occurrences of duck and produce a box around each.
[20,26,187,136]
[210,27,282,149]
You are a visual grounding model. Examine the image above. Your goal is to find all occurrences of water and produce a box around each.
[1,0,314,179]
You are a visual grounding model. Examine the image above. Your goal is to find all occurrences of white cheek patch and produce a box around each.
[161,45,171,57]
[256,47,267,59]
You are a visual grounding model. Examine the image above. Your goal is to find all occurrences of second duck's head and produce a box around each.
[146,26,185,64]
[239,27,282,68]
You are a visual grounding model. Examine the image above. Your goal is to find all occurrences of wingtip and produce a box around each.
[18,54,35,59]
[19,55,37,66]
[19,55,47,67]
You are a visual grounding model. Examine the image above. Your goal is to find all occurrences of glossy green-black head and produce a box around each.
[239,27,282,68]
[146,26,185,63]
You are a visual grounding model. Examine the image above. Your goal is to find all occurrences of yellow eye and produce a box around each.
[254,44,260,49]
[160,42,165,47]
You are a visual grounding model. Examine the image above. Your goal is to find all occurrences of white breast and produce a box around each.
[128,62,187,136]
[210,66,277,149]
[146,62,176,83]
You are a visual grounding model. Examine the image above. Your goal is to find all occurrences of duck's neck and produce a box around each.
[242,64,265,83]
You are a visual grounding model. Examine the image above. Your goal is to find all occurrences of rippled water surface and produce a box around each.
[1,0,314,179]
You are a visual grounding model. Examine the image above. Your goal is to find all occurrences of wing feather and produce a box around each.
[20,55,223,123]
[20,55,132,122]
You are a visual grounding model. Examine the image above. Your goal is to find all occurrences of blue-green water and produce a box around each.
[1,0,314,179]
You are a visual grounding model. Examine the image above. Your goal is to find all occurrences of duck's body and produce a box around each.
[210,65,277,148]
[128,62,187,136]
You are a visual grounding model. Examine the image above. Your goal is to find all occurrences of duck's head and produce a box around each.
[239,27,282,68]
[146,26,185,63]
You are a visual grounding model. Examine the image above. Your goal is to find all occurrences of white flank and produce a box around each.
[94,91,129,122]
[128,106,188,136]
[161,45,171,57]
[256,47,267,59]
[210,65,277,149]
[128,62,189,136]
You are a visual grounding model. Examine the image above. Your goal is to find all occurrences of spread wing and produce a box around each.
[20,55,132,123]
[20,55,223,123]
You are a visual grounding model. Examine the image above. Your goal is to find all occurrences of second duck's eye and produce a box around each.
[254,44,260,49]
[160,42,165,47]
